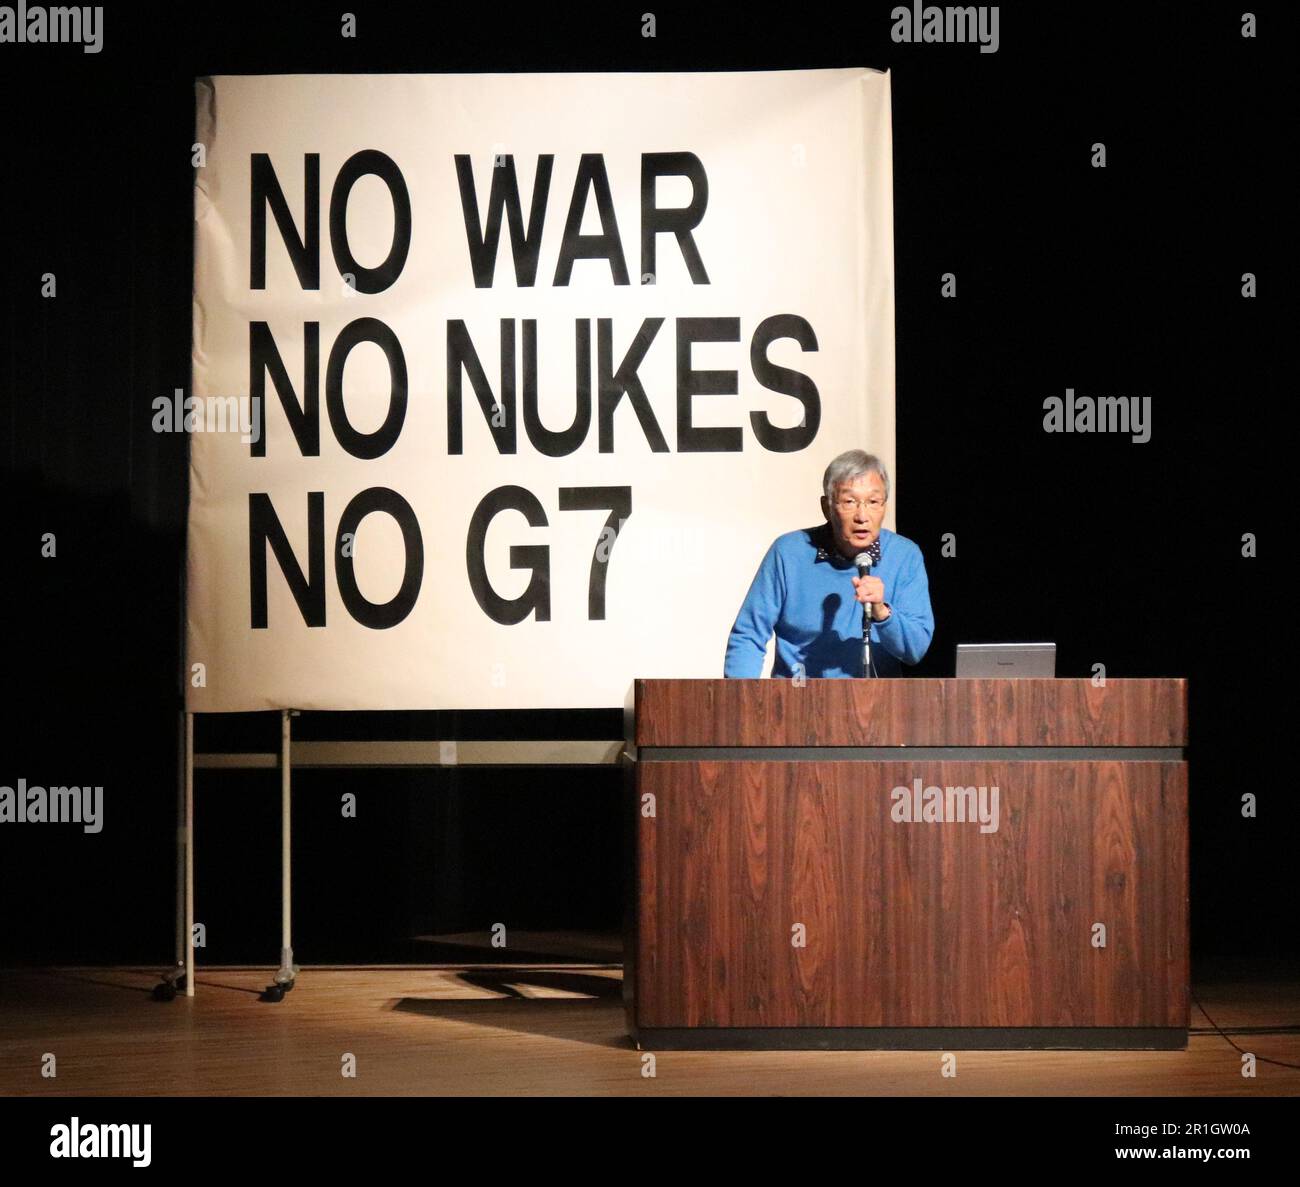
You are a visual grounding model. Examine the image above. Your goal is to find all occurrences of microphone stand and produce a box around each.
[861,606,873,678]
[856,555,874,679]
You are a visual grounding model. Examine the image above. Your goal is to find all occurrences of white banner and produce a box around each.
[185,68,895,710]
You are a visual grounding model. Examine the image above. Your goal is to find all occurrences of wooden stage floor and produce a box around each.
[1,964,1297,1096]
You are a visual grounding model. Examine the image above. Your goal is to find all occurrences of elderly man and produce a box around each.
[724,449,934,678]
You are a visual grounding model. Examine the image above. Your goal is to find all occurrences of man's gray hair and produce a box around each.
[823,449,890,504]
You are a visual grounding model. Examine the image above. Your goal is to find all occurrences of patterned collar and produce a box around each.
[813,522,882,568]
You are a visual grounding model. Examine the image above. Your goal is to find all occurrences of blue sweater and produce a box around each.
[724,523,934,678]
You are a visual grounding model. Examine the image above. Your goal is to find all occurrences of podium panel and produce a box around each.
[623,679,1188,1049]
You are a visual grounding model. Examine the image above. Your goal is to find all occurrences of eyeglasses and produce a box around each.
[834,497,885,512]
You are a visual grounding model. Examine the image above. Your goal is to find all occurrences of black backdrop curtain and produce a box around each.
[0,2,1287,967]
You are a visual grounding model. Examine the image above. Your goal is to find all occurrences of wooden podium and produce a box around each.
[622,678,1188,1049]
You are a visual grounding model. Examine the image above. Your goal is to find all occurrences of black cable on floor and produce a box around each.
[1191,991,1300,1071]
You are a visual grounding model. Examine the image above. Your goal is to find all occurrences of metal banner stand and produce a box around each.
[263,709,298,1002]
[184,710,194,997]
[156,714,622,1002]
[154,711,192,1002]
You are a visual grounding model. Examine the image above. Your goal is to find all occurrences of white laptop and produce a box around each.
[955,643,1056,678]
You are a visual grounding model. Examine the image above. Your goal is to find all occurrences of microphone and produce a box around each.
[855,551,874,678]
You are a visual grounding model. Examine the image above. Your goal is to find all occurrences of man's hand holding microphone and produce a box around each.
[851,574,892,622]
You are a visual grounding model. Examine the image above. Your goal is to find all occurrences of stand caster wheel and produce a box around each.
[262,974,295,1002]
[152,973,186,1001]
